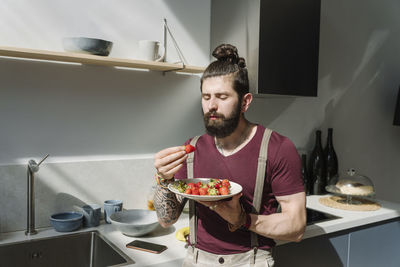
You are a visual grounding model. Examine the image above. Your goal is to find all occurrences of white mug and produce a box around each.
[137,40,165,62]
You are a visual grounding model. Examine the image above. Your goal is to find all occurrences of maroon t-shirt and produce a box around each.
[175,125,304,254]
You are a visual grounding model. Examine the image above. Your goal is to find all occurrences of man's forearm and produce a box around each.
[249,212,306,242]
[153,185,186,228]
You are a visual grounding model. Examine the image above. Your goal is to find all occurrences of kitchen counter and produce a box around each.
[298,195,400,241]
[1,195,399,266]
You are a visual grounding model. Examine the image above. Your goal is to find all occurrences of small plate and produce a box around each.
[168,178,242,201]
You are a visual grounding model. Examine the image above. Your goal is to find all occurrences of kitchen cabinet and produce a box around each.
[274,232,348,267]
[348,220,400,267]
[211,0,321,96]
[274,219,400,267]
[0,46,205,74]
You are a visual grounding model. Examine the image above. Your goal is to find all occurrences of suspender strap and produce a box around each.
[187,136,200,246]
[250,128,273,250]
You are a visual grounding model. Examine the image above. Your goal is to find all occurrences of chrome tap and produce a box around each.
[26,154,49,236]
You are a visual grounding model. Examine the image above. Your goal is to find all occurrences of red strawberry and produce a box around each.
[221,179,230,188]
[219,186,230,195]
[192,188,200,195]
[214,182,222,190]
[184,144,196,154]
[199,187,208,195]
[184,188,192,194]
[187,183,196,189]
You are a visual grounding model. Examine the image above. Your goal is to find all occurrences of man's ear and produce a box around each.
[241,93,253,112]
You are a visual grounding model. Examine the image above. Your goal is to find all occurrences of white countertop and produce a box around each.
[301,195,400,241]
[1,196,400,266]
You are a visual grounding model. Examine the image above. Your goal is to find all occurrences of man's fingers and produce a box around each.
[155,150,186,170]
[161,161,185,177]
[155,146,185,159]
[156,153,187,172]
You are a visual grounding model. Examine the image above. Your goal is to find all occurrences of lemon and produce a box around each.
[176,226,190,242]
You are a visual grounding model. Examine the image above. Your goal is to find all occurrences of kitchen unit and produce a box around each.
[1,195,399,267]
[211,0,321,96]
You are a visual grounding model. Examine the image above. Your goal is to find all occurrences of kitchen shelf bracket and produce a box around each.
[162,18,188,75]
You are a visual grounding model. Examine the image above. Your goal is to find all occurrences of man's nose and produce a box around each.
[208,98,218,111]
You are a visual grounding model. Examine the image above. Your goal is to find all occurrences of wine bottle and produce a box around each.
[308,130,326,194]
[324,128,338,185]
[301,154,311,195]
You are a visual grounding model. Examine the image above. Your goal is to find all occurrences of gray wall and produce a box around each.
[248,0,400,202]
[1,0,400,233]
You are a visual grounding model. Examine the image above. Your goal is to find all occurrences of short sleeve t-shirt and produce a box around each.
[175,125,304,254]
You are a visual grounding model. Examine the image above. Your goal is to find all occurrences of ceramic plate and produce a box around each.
[168,178,242,201]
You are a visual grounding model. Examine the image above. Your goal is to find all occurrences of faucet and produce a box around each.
[25,154,49,236]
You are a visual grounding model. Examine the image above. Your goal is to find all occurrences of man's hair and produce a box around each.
[200,44,249,100]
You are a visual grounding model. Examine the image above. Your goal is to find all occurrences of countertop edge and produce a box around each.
[1,196,400,266]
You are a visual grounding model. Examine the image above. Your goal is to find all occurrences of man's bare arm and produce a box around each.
[153,185,187,228]
[249,192,306,242]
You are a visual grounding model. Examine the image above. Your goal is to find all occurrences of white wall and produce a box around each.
[0,0,210,165]
[1,0,400,233]
[0,0,211,232]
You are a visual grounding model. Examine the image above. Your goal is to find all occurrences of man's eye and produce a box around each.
[203,95,210,100]
[219,95,228,100]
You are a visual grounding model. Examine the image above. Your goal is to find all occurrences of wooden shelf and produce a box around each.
[0,46,205,74]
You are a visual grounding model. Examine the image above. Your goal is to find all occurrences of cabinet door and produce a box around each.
[274,233,349,267]
[258,0,321,96]
[348,220,400,267]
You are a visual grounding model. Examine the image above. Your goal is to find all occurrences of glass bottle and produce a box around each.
[301,154,311,195]
[308,130,326,194]
[324,128,338,185]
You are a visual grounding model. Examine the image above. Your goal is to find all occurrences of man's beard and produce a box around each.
[203,102,241,138]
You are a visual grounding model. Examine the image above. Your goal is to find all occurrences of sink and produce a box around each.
[306,208,341,225]
[0,231,134,267]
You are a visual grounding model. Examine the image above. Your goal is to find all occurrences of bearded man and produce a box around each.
[153,44,306,267]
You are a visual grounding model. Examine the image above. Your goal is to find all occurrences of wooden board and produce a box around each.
[0,46,205,74]
[319,196,381,211]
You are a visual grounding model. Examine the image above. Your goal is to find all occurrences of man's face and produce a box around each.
[201,76,242,138]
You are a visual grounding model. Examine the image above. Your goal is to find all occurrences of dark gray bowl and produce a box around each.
[50,212,83,232]
[109,209,159,237]
[62,37,113,56]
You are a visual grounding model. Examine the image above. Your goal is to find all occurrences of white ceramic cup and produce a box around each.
[104,200,123,224]
[138,40,165,62]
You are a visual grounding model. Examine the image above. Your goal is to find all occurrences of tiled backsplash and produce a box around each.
[0,158,156,233]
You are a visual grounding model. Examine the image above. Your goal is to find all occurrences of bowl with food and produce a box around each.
[168,178,242,201]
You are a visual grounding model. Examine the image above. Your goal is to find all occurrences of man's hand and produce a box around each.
[198,193,243,225]
[154,146,188,179]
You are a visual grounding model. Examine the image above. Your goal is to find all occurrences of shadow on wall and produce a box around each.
[0,163,89,232]
[248,1,400,153]
[315,0,400,201]
[0,57,204,164]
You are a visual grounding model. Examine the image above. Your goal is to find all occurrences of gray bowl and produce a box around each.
[62,37,113,56]
[109,209,159,237]
[50,212,83,232]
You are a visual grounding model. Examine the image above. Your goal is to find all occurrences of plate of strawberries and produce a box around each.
[168,178,242,201]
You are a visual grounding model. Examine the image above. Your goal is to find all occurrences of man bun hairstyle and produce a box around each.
[201,44,249,99]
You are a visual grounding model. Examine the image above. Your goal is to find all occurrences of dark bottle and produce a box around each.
[324,128,338,185]
[308,130,326,194]
[301,154,311,195]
